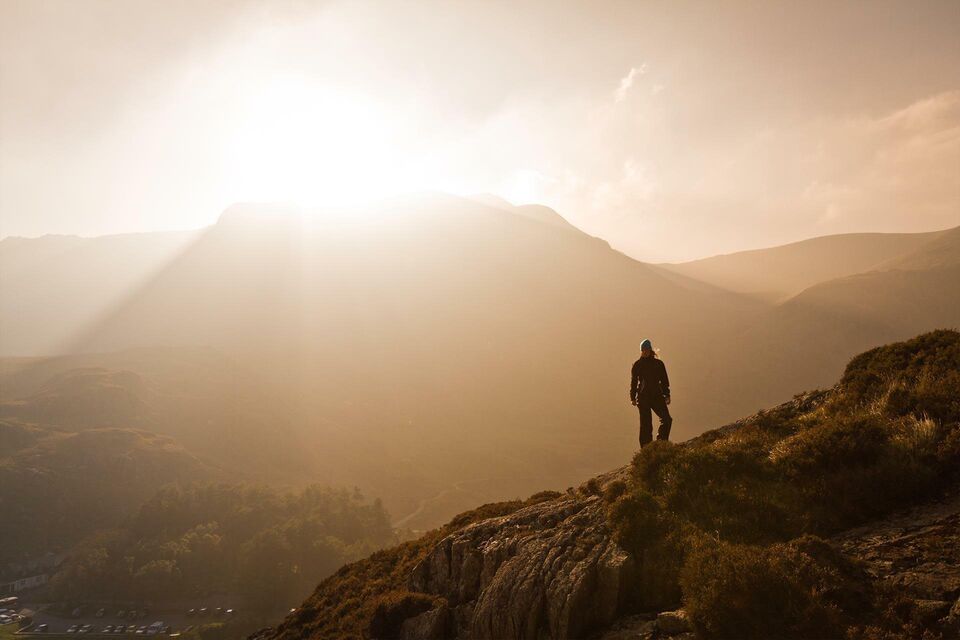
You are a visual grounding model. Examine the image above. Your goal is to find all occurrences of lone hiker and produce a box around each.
[630,338,673,447]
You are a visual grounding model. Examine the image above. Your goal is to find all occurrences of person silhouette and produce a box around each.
[630,338,672,447]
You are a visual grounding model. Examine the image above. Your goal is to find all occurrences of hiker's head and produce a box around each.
[640,339,655,357]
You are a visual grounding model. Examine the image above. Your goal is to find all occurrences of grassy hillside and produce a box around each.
[267,330,960,639]
[606,329,960,638]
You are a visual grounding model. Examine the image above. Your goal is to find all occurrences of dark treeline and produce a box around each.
[49,483,397,612]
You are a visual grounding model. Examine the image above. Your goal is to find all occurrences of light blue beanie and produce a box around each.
[640,339,653,351]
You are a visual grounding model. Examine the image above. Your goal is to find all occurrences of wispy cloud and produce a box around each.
[614,64,647,103]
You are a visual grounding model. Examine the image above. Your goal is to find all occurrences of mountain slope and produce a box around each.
[699,225,960,413]
[658,228,950,301]
[3,200,956,530]
[0,229,198,356]
[13,195,763,527]
[260,330,960,640]
[785,225,960,334]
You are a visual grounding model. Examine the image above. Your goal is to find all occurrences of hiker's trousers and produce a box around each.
[637,395,672,446]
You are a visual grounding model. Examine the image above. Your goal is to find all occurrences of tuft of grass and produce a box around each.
[607,330,960,635]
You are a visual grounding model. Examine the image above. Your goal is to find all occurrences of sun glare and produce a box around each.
[222,78,422,212]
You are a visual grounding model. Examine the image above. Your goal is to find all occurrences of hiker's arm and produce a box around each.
[630,364,639,403]
[660,362,671,398]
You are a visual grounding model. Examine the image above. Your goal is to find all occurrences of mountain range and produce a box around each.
[1,195,956,529]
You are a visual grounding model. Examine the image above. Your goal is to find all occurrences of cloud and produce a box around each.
[614,64,647,103]
[529,89,960,261]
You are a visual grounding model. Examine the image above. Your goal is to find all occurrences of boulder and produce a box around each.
[655,609,691,636]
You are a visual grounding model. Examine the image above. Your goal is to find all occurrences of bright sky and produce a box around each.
[1,0,958,261]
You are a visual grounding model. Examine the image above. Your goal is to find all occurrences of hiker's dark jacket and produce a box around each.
[630,357,670,403]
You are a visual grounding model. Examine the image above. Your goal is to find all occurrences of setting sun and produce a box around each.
[221,77,419,208]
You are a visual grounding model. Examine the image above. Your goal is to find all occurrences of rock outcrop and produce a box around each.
[391,484,960,640]
[835,489,960,635]
[402,469,633,640]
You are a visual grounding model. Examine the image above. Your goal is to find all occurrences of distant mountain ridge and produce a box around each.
[658,227,953,301]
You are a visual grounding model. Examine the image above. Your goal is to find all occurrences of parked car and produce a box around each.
[135,625,147,635]
[67,624,79,633]
[186,609,195,617]
[103,625,115,633]
[224,609,234,617]
[96,608,106,618]
[117,610,126,618]
[37,623,49,632]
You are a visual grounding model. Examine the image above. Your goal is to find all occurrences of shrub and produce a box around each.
[680,536,866,639]
[367,591,438,639]
[630,440,681,493]
[606,488,665,555]
[602,479,627,503]
[527,490,563,504]
[630,431,796,544]
[581,477,602,496]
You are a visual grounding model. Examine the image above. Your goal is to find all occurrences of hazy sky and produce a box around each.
[1,0,958,261]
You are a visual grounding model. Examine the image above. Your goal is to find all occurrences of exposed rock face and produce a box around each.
[395,482,960,639]
[835,489,960,635]
[406,469,633,639]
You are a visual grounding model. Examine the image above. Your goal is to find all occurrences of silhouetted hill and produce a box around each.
[658,228,950,301]
[259,330,960,640]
